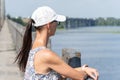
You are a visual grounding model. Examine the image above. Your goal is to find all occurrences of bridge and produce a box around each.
[0,0,24,79]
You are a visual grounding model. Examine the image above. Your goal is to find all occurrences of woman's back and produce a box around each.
[24,46,62,80]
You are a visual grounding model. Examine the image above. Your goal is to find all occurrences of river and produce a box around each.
[51,26,120,80]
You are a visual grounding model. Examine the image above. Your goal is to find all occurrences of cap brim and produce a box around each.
[55,15,66,22]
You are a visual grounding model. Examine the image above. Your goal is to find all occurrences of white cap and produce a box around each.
[31,6,66,27]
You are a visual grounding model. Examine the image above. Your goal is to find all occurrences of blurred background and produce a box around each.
[0,0,120,80]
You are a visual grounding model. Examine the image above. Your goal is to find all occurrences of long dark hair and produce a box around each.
[15,19,34,72]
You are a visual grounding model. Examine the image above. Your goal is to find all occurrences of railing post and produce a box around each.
[62,48,81,80]
[62,48,91,80]
[0,0,5,30]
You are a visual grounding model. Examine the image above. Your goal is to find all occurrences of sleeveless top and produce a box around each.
[24,47,62,80]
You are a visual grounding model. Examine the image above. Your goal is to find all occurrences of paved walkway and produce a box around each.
[0,20,23,80]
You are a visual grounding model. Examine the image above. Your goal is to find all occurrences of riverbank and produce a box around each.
[56,26,120,33]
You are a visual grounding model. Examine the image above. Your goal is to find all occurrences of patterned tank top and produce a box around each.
[24,47,62,80]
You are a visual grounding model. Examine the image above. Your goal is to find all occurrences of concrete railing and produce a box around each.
[0,0,5,31]
[6,18,25,53]
[6,18,51,53]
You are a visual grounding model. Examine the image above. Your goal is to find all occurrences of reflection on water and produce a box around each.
[51,27,120,80]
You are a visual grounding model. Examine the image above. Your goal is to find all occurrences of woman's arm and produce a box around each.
[41,49,87,80]
[41,49,99,80]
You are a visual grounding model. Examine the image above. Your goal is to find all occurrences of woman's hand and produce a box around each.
[82,65,99,80]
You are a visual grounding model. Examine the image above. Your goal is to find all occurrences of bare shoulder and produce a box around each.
[36,48,61,63]
[38,48,59,58]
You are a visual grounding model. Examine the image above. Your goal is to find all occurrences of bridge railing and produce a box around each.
[6,18,50,53]
[7,18,25,53]
[0,0,5,31]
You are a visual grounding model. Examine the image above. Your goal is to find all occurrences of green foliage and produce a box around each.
[96,17,106,26]
[95,17,120,26]
[7,14,27,26]
[7,14,11,19]
[67,17,120,28]
[57,22,65,29]
[6,14,120,29]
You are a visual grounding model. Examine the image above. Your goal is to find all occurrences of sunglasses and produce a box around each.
[51,20,60,25]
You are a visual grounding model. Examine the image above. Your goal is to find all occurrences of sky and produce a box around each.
[5,0,120,18]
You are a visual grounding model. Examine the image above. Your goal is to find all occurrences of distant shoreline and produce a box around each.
[56,26,120,33]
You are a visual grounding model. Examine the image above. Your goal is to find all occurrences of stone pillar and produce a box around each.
[62,48,81,80]
[0,0,1,29]
[62,48,81,67]
[0,0,5,30]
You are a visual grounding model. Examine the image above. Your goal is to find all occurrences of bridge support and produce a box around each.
[0,0,5,31]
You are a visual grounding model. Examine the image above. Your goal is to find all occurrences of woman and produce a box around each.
[15,6,99,80]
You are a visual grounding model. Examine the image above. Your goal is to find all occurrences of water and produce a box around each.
[51,27,120,80]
